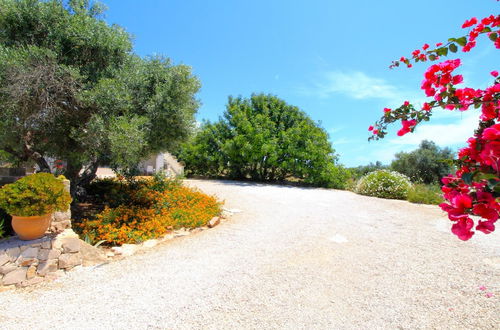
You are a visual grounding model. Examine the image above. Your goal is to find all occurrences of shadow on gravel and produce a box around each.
[186,178,327,191]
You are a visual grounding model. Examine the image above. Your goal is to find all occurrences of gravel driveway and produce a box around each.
[0,179,499,329]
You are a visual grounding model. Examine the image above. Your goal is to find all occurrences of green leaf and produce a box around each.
[461,172,473,185]
[437,47,448,56]
[428,54,437,61]
[489,32,498,42]
[449,43,458,53]
[487,178,500,190]
[456,37,467,46]
[481,27,492,33]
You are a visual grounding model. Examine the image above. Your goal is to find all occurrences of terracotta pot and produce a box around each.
[11,214,52,240]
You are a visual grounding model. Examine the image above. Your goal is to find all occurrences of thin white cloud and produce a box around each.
[390,110,479,146]
[302,70,426,107]
[317,71,399,100]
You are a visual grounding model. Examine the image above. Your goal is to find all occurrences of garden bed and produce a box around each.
[72,175,223,246]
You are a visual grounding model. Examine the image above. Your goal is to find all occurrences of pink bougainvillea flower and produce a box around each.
[403,101,410,106]
[436,42,443,47]
[368,125,374,131]
[482,124,500,140]
[491,70,499,77]
[383,107,391,113]
[397,119,417,136]
[422,102,432,111]
[478,285,487,291]
[476,220,496,234]
[422,43,430,51]
[372,129,379,135]
[462,17,478,28]
[485,292,494,298]
[451,217,475,241]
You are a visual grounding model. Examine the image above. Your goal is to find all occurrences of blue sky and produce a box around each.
[101,0,498,167]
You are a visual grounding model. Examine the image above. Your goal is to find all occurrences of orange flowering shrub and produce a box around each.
[75,175,221,245]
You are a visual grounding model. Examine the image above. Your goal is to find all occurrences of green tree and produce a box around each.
[390,140,454,184]
[178,94,349,188]
[0,0,200,195]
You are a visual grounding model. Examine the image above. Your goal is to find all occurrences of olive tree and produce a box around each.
[0,0,200,196]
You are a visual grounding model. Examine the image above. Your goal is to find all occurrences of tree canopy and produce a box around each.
[390,140,454,184]
[0,0,200,195]
[178,94,349,188]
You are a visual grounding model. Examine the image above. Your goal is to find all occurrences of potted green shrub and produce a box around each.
[0,173,71,240]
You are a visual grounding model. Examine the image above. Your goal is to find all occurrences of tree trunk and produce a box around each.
[65,160,99,200]
[32,152,51,173]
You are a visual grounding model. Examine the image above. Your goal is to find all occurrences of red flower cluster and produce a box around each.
[397,119,417,136]
[421,59,462,98]
[369,15,500,240]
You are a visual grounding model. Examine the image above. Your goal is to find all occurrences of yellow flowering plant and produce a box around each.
[0,173,72,216]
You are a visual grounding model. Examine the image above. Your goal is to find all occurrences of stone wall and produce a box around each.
[49,179,72,233]
[0,229,82,288]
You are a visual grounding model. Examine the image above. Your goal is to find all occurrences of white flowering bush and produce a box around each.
[356,170,412,200]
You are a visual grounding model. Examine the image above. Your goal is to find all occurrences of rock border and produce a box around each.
[1,209,237,290]
[102,212,231,259]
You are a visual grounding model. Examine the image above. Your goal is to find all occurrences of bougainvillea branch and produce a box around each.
[369,14,500,240]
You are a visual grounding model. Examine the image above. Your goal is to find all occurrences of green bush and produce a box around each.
[0,173,71,216]
[407,184,444,205]
[356,170,412,200]
[178,94,348,188]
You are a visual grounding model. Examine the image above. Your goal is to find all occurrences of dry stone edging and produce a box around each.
[0,229,83,289]
[102,214,228,259]
[0,211,230,290]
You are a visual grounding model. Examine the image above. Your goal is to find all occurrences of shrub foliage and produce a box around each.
[0,173,71,216]
[407,184,444,205]
[356,170,412,200]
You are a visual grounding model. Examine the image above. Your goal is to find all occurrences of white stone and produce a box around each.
[37,260,58,276]
[142,240,158,248]
[26,265,37,280]
[120,244,137,257]
[20,247,39,259]
[0,253,9,266]
[111,247,122,255]
[174,229,190,237]
[6,247,20,262]
[330,234,348,243]
[2,267,27,285]
[0,263,17,275]
[41,240,52,249]
[161,234,174,241]
[62,238,81,253]
[37,248,62,261]
[58,253,82,269]
[207,217,220,228]
[52,229,79,249]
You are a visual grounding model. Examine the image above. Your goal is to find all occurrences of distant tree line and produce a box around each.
[349,140,454,185]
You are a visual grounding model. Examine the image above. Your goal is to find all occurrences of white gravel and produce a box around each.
[0,179,499,329]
